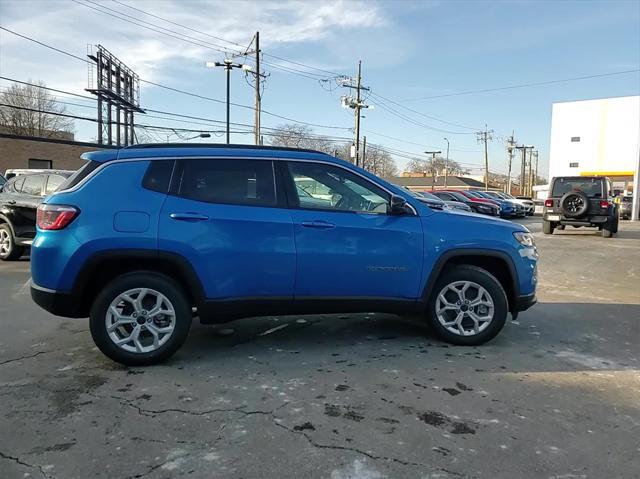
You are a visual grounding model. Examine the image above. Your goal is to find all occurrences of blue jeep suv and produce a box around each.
[31,145,537,365]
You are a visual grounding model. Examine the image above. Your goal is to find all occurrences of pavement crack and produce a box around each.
[0,350,51,366]
[0,450,53,478]
[271,421,468,477]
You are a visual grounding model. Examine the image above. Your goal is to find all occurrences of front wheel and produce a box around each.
[426,265,509,346]
[90,272,192,366]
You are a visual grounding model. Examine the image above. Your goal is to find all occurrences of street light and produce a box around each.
[206,59,250,144]
[184,133,211,141]
[443,138,450,188]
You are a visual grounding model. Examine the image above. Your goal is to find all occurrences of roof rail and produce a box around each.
[123,143,330,155]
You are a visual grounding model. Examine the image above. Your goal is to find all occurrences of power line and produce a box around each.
[110,0,345,78]
[402,69,640,101]
[0,29,351,132]
[368,91,479,131]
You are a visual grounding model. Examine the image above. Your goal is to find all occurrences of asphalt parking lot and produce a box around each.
[1,218,639,479]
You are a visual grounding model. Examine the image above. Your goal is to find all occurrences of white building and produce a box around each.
[549,95,639,184]
[547,95,640,219]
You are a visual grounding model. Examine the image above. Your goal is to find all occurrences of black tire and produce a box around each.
[426,265,509,346]
[560,191,590,218]
[542,220,555,235]
[0,223,25,261]
[90,272,192,366]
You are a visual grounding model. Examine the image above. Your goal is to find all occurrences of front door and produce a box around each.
[159,158,296,302]
[283,160,423,301]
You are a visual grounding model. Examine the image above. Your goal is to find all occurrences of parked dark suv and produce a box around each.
[0,170,73,260]
[543,176,618,237]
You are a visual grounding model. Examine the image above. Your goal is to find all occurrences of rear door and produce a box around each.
[13,174,45,239]
[282,160,423,301]
[158,158,296,303]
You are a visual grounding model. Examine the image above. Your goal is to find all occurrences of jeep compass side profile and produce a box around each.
[31,145,538,365]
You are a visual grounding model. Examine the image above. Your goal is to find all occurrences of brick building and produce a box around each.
[0,134,113,175]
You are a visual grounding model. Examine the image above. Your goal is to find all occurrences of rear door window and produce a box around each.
[44,175,67,195]
[174,159,276,206]
[21,175,45,196]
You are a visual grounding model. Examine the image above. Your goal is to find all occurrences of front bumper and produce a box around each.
[513,292,537,312]
[31,282,85,318]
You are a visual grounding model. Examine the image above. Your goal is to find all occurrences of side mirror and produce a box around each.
[389,195,410,215]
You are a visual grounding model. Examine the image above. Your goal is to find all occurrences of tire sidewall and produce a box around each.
[90,272,192,366]
[426,266,509,346]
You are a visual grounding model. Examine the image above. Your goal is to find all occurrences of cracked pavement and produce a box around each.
[1,218,639,478]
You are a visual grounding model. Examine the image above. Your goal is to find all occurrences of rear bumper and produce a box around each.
[543,214,609,225]
[513,292,537,312]
[30,282,85,318]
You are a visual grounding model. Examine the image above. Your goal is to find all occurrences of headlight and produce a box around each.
[513,231,535,247]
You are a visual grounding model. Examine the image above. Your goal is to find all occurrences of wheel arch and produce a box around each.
[72,249,206,317]
[423,249,519,312]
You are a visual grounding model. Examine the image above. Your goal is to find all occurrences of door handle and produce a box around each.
[169,213,210,222]
[301,220,335,229]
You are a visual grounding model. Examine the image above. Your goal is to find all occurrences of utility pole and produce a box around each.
[362,136,367,171]
[528,149,538,197]
[355,61,362,167]
[514,145,534,196]
[443,137,450,188]
[425,150,441,191]
[206,59,251,144]
[339,61,370,166]
[254,32,261,145]
[476,125,494,190]
[506,131,516,194]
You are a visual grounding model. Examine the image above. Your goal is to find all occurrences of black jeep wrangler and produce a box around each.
[543,176,618,238]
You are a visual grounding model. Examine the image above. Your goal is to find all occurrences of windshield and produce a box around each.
[552,178,603,198]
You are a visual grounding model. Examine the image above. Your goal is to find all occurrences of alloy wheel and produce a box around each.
[435,280,495,336]
[105,288,176,353]
[0,229,12,258]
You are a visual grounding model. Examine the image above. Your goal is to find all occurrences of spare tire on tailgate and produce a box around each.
[560,191,589,218]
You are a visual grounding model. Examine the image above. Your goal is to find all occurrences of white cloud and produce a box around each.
[0,0,388,95]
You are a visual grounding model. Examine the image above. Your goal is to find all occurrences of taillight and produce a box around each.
[544,199,553,207]
[37,204,79,230]
[599,200,609,209]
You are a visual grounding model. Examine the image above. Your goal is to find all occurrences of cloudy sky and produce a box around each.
[1,0,639,176]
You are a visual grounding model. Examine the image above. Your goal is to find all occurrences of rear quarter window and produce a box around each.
[143,160,175,193]
[58,161,101,191]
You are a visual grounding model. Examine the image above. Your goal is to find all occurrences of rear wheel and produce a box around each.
[542,220,555,235]
[90,272,192,366]
[0,224,25,261]
[426,265,508,346]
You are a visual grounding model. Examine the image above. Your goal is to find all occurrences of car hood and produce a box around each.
[443,207,526,231]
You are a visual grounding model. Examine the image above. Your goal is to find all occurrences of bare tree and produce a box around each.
[0,81,75,138]
[269,124,334,154]
[405,156,469,177]
[334,143,398,178]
